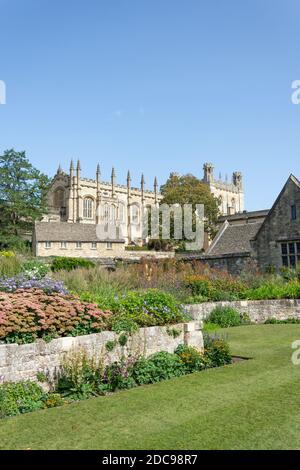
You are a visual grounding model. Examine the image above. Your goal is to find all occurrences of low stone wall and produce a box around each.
[0,321,203,384]
[186,299,300,323]
[119,251,175,261]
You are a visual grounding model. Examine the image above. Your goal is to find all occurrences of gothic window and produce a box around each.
[83,198,94,219]
[231,198,236,212]
[118,203,125,222]
[101,203,116,223]
[130,205,139,224]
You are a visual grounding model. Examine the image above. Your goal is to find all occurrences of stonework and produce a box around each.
[186,299,300,323]
[204,174,300,273]
[251,175,300,271]
[202,163,244,215]
[0,321,203,385]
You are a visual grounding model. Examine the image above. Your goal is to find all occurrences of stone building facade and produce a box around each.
[204,174,300,273]
[44,161,161,247]
[34,160,243,259]
[251,174,300,270]
[202,162,244,215]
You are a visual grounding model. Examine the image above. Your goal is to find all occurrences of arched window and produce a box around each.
[231,198,236,213]
[118,203,125,222]
[130,204,139,224]
[83,198,94,219]
[101,203,116,223]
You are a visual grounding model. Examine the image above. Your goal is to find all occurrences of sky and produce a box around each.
[0,0,300,210]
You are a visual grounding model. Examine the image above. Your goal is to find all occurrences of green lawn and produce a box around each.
[1,324,300,450]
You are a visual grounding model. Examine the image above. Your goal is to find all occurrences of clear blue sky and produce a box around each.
[0,0,299,210]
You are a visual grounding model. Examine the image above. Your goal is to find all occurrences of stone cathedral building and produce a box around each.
[33,160,244,258]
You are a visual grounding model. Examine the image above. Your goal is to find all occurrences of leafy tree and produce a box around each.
[0,149,50,249]
[159,173,220,246]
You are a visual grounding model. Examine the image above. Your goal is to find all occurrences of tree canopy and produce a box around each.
[0,149,50,249]
[160,172,220,242]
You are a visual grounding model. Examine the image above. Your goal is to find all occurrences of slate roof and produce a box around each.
[218,209,269,224]
[34,222,125,243]
[207,221,262,256]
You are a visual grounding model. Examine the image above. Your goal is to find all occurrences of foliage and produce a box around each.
[0,381,64,418]
[56,349,105,400]
[175,344,207,373]
[185,274,247,302]
[106,289,189,327]
[0,255,22,277]
[105,340,116,352]
[0,289,112,344]
[111,318,139,334]
[264,317,300,324]
[204,334,232,367]
[21,259,50,279]
[245,279,300,300]
[160,172,220,238]
[51,257,95,272]
[208,306,242,328]
[0,149,50,249]
[166,327,181,338]
[130,352,185,385]
[0,251,15,258]
[0,274,68,294]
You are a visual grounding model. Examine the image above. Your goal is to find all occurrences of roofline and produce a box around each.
[206,220,229,255]
[253,174,300,240]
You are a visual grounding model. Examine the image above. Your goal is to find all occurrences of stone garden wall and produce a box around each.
[186,299,300,323]
[0,321,203,384]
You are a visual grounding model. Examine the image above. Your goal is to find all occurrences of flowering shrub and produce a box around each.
[204,333,232,367]
[103,289,190,327]
[184,274,247,302]
[0,289,113,344]
[0,274,68,295]
[21,259,50,279]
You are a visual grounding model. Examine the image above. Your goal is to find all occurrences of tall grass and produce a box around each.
[0,255,22,277]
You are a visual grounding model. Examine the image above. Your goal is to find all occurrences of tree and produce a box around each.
[0,149,50,249]
[160,172,220,245]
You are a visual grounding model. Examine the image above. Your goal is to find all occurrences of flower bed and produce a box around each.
[0,289,112,344]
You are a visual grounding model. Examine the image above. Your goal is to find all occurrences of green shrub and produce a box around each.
[175,344,207,373]
[130,351,185,385]
[108,289,189,327]
[245,279,300,300]
[51,257,95,272]
[111,318,139,334]
[21,259,49,279]
[204,334,232,367]
[0,381,57,418]
[264,317,300,324]
[208,306,241,328]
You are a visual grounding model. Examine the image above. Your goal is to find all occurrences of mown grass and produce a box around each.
[1,324,300,450]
